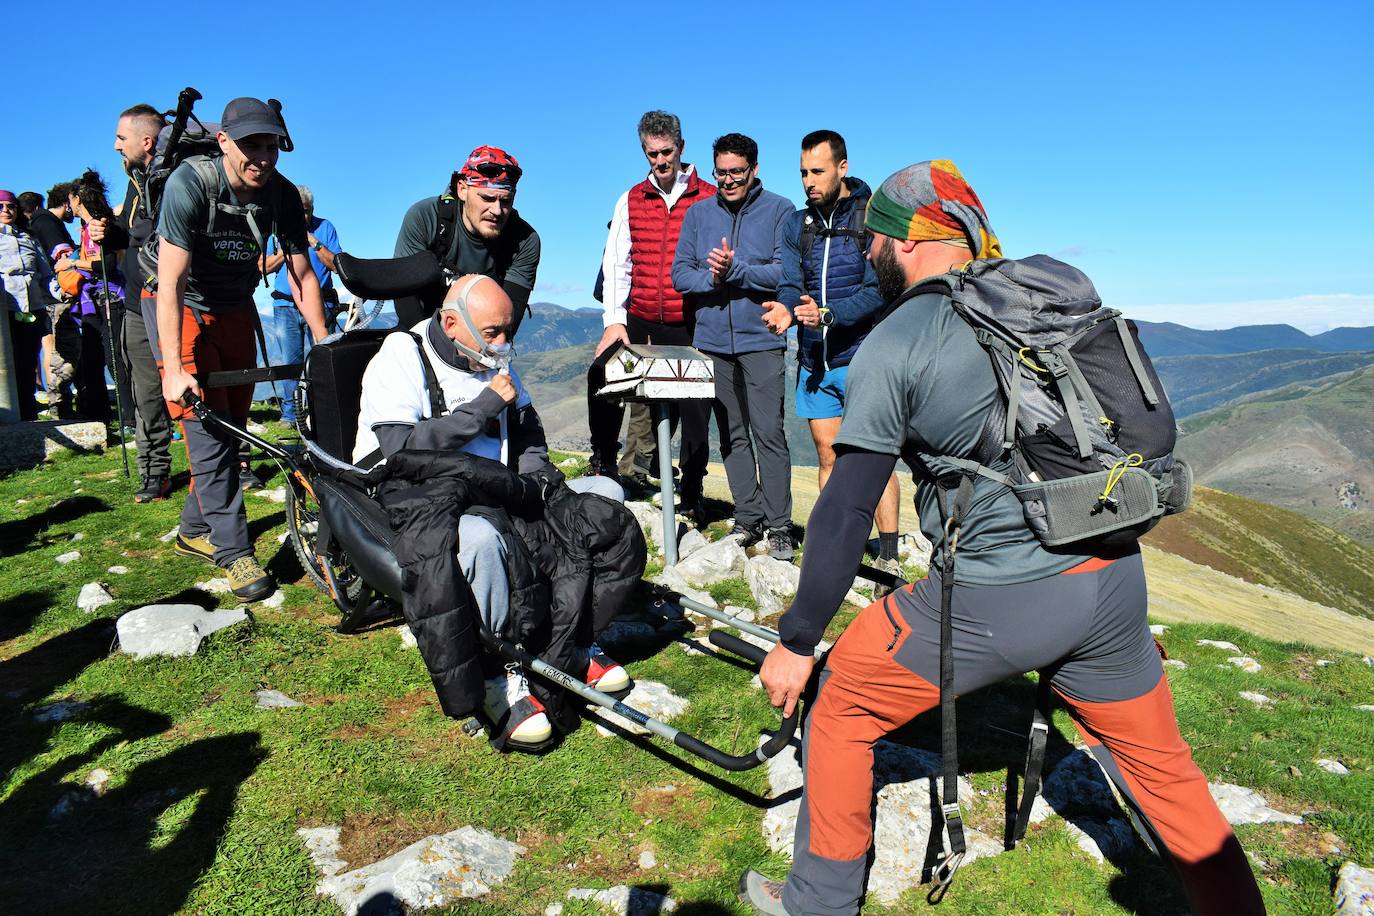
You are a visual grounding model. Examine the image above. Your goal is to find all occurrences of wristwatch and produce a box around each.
[311,240,323,252]
[818,307,835,328]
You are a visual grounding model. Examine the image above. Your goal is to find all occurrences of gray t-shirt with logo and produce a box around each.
[147,157,308,310]
[835,290,1091,584]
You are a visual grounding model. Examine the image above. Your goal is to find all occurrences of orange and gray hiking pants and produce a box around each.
[782,552,1265,916]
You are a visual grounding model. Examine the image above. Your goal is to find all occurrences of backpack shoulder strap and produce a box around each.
[404,330,448,419]
[799,212,819,261]
[428,195,459,268]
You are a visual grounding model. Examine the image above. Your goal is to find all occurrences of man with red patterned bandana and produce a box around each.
[393,146,541,329]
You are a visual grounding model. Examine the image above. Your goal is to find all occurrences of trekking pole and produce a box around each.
[97,243,132,478]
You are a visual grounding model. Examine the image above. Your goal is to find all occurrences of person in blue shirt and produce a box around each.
[262,185,341,424]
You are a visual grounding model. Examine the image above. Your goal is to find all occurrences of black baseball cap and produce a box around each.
[220,97,287,141]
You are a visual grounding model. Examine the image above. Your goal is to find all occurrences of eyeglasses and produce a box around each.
[0,203,16,211]
[712,166,753,181]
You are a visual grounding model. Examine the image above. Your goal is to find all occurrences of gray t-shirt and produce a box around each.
[393,195,540,289]
[146,157,308,310]
[836,290,1091,584]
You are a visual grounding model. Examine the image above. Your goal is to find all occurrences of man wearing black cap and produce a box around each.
[392,146,540,330]
[147,96,328,601]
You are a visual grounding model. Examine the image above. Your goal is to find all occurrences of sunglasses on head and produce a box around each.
[468,161,522,182]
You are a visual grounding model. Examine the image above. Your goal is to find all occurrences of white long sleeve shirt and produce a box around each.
[600,165,698,328]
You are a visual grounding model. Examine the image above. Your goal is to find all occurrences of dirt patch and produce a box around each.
[1258,822,1345,861]
[630,783,709,829]
[335,810,453,869]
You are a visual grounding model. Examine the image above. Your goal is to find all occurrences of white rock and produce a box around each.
[1356,705,1374,712]
[107,565,129,575]
[626,501,664,551]
[247,420,267,434]
[652,567,715,609]
[593,680,688,737]
[254,487,287,503]
[638,849,657,869]
[1149,624,1168,636]
[710,605,756,629]
[557,457,578,468]
[71,532,85,542]
[85,769,111,795]
[671,537,746,586]
[1364,657,1373,668]
[745,554,800,616]
[1317,759,1351,776]
[77,583,114,613]
[297,826,348,878]
[33,700,90,723]
[567,885,676,915]
[399,626,418,649]
[1317,659,1334,667]
[1228,656,1262,673]
[762,735,1002,906]
[897,532,933,565]
[277,531,290,544]
[56,551,81,565]
[674,527,708,560]
[1239,691,1273,706]
[1334,861,1374,915]
[195,578,234,596]
[256,689,303,709]
[1064,817,1139,863]
[1197,639,1242,652]
[116,604,249,659]
[261,589,286,609]
[1209,782,1302,825]
[1163,659,1188,669]
[676,637,714,658]
[545,904,564,916]
[313,826,524,915]
[159,526,180,543]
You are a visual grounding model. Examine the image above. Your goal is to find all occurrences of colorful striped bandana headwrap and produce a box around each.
[866,160,1001,259]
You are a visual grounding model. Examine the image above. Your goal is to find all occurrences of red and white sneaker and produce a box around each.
[583,643,631,695]
[483,666,552,749]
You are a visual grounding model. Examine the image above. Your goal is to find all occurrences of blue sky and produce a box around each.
[5,1,1370,332]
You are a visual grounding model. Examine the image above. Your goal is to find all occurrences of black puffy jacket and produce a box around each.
[371,450,646,738]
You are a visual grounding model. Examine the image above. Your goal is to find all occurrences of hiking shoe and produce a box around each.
[583,643,631,695]
[738,870,789,915]
[587,453,622,483]
[484,666,553,749]
[871,555,904,599]
[727,521,764,549]
[133,475,171,504]
[174,533,217,565]
[224,555,275,602]
[238,462,264,490]
[765,527,796,562]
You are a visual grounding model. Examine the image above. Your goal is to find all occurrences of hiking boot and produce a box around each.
[484,666,553,749]
[174,533,217,565]
[727,521,764,549]
[587,452,621,484]
[238,462,264,490]
[871,555,904,599]
[680,494,708,529]
[765,527,796,562]
[583,643,631,696]
[738,870,789,915]
[133,475,171,504]
[224,555,275,602]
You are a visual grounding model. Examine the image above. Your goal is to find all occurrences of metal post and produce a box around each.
[0,311,19,424]
[655,402,676,565]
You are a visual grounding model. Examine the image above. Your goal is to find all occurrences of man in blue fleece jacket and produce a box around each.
[672,133,796,559]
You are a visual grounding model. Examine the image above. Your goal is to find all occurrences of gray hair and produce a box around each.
[296,184,314,212]
[637,110,682,148]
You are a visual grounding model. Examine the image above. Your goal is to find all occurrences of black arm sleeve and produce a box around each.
[372,388,508,457]
[510,404,550,473]
[778,447,899,655]
[503,280,532,334]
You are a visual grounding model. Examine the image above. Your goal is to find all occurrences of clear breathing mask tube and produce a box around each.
[442,275,515,371]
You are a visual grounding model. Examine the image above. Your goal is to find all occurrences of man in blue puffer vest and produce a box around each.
[673,133,796,559]
[762,131,902,587]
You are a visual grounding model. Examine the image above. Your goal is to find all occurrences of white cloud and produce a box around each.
[1122,293,1374,335]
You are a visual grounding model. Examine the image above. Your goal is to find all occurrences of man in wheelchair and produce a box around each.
[353,274,633,750]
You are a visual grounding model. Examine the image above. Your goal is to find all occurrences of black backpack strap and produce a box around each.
[428,195,459,270]
[799,213,819,262]
[1007,676,1053,849]
[923,471,975,903]
[404,330,448,419]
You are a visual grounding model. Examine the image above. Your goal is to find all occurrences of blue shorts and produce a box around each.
[795,363,848,420]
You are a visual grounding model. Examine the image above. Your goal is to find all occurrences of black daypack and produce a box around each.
[908,255,1191,899]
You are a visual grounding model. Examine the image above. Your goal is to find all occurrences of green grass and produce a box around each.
[2,420,1372,914]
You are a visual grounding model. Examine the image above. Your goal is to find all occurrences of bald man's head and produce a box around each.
[439,274,514,365]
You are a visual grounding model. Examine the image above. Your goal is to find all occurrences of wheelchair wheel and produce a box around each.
[286,475,365,604]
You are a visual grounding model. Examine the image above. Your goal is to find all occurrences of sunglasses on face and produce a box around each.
[0,203,16,211]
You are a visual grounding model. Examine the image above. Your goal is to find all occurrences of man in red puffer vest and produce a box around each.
[587,110,716,521]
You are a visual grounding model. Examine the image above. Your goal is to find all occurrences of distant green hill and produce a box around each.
[1175,364,1374,546]
[1154,349,1374,417]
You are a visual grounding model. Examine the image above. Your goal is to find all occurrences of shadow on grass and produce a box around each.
[0,494,109,554]
[0,725,266,913]
[0,588,56,643]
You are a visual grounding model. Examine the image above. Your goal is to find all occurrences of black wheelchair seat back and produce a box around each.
[301,329,392,463]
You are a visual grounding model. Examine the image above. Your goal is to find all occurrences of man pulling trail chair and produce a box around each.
[188,248,800,765]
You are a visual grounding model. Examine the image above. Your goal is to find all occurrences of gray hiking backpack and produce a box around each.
[914,254,1192,548]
